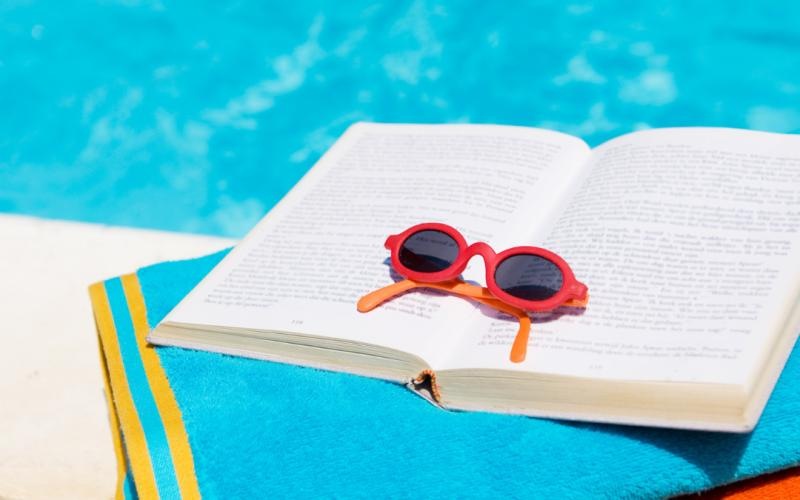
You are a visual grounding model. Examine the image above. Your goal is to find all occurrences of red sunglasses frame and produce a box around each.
[385,222,588,312]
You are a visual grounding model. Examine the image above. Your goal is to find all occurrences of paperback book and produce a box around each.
[149,123,800,432]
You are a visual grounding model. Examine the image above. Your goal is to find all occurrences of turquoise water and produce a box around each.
[1,1,799,236]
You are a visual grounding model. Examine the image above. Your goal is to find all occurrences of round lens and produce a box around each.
[398,230,459,273]
[494,254,563,301]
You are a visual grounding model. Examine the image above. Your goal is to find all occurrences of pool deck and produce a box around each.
[0,214,234,499]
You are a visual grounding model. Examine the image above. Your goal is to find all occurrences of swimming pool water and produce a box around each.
[1,1,799,236]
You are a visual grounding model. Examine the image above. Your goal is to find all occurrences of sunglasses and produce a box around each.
[358,222,589,363]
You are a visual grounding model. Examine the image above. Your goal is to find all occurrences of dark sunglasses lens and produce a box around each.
[398,230,459,273]
[494,254,563,301]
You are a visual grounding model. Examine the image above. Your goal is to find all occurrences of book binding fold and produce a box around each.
[407,369,443,406]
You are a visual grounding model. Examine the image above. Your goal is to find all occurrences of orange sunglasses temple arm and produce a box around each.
[356,280,419,312]
[431,280,589,308]
[423,281,532,362]
[357,279,497,312]
[357,279,532,363]
[476,296,532,363]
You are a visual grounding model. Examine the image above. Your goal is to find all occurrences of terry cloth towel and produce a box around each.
[89,250,800,499]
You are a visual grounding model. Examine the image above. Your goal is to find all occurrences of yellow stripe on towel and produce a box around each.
[95,332,130,500]
[121,273,202,500]
[90,282,160,499]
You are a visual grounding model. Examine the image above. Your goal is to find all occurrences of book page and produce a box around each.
[165,123,590,367]
[441,128,800,385]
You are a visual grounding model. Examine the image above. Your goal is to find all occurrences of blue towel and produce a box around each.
[90,249,800,499]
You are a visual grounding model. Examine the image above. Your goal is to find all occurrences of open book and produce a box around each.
[149,123,800,432]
